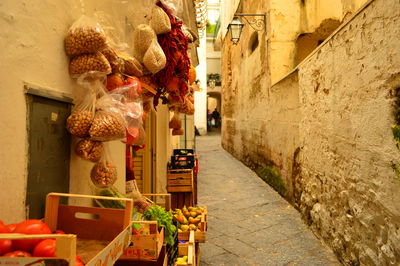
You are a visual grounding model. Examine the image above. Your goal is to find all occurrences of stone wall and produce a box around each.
[221,0,400,264]
[297,0,400,264]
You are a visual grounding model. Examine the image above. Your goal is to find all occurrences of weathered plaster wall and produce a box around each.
[0,0,158,223]
[194,36,208,135]
[221,0,303,197]
[222,0,400,264]
[269,0,369,83]
[296,0,400,264]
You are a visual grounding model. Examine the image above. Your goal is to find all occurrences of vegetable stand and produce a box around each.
[46,193,133,265]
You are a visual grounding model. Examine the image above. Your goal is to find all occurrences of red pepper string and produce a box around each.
[151,1,190,105]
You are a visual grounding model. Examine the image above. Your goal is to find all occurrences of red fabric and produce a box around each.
[126,145,135,181]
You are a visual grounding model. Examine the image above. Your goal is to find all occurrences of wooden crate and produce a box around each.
[0,193,133,266]
[178,207,207,243]
[120,221,164,261]
[167,169,193,192]
[195,243,200,266]
[116,245,167,266]
[171,192,194,210]
[0,233,77,265]
[175,231,195,266]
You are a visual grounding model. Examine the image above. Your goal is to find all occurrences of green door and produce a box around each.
[26,93,71,219]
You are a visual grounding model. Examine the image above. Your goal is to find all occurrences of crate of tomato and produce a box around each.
[0,193,133,266]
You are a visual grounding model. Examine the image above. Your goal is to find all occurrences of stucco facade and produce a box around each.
[0,0,196,223]
[221,0,400,264]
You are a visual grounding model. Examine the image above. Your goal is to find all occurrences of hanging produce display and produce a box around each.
[151,2,191,107]
[2,2,203,266]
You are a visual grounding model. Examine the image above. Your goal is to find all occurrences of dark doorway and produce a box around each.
[26,88,72,219]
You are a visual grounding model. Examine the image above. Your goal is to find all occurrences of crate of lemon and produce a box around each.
[175,231,195,266]
[173,206,207,243]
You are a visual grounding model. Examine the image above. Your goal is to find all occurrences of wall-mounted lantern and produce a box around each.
[227,13,266,44]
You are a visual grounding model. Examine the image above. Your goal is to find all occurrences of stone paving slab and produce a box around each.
[197,134,340,266]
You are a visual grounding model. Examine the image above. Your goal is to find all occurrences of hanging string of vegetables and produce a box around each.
[152,1,191,107]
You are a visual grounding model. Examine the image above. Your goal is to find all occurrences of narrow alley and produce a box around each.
[197,133,339,265]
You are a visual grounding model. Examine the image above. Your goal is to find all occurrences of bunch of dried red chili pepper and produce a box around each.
[152,1,190,107]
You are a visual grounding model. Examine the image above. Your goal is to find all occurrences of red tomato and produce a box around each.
[33,239,56,257]
[0,240,13,255]
[3,250,31,257]
[0,222,9,233]
[53,230,65,234]
[13,220,51,252]
[6,224,17,233]
[76,255,85,266]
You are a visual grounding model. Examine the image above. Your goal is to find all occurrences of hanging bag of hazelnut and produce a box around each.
[65,15,107,56]
[66,90,96,138]
[75,137,103,162]
[89,95,127,141]
[69,52,111,77]
[66,72,107,137]
[90,143,117,188]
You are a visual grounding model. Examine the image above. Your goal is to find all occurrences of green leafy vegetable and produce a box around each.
[143,205,176,246]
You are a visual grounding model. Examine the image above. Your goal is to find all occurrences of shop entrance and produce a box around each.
[26,86,72,219]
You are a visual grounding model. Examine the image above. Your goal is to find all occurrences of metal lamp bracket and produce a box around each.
[234,13,266,31]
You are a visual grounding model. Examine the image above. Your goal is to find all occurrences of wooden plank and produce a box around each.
[45,193,133,241]
[135,165,143,171]
[178,231,205,243]
[134,171,142,176]
[167,186,192,193]
[167,179,192,186]
[45,193,60,231]
[58,205,126,241]
[121,223,164,261]
[195,243,200,266]
[25,83,73,103]
[184,192,194,207]
[116,245,167,266]
[175,231,195,266]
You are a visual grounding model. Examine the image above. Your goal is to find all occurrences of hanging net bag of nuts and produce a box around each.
[89,94,127,141]
[66,91,96,138]
[90,143,117,188]
[69,52,111,77]
[75,137,103,162]
[66,72,106,137]
[65,15,107,56]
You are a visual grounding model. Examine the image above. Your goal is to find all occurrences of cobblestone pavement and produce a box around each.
[197,134,340,266]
